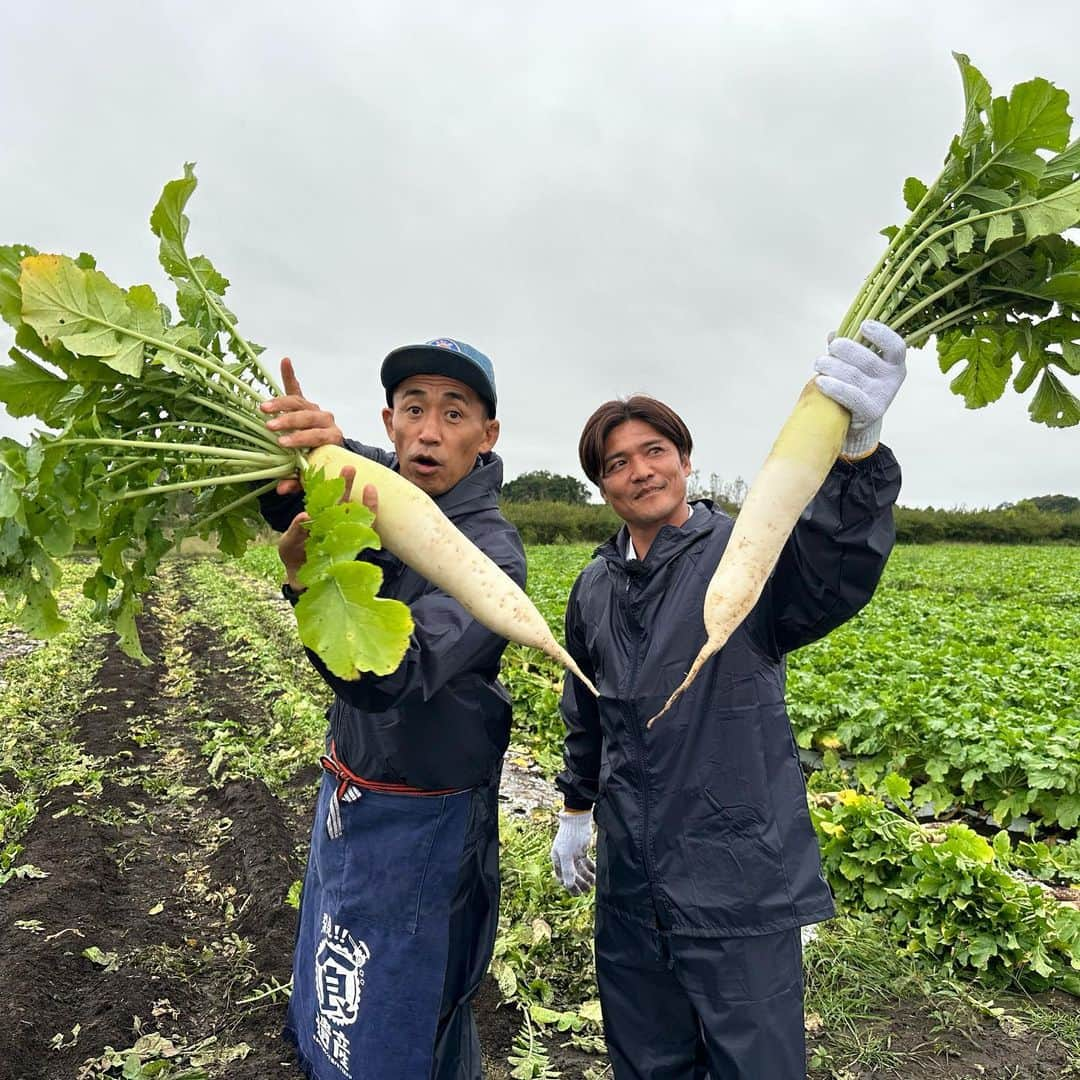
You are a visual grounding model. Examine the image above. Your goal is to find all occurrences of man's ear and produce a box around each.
[681,456,692,478]
[479,417,500,453]
[381,406,394,443]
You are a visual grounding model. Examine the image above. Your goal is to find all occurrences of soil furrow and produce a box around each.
[0,586,305,1079]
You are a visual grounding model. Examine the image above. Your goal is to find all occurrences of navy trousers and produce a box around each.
[595,906,806,1080]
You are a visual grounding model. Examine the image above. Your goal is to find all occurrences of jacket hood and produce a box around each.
[382,449,504,520]
[596,500,723,569]
[437,451,504,518]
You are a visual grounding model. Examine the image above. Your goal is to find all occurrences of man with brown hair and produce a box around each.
[550,321,906,1078]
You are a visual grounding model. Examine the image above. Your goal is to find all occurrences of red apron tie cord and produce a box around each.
[319,741,464,839]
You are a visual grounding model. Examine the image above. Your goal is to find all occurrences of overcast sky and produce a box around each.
[2,0,1077,508]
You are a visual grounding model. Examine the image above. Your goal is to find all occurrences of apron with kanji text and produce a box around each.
[285,772,472,1080]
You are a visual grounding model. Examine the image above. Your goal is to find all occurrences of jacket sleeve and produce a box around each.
[257,489,304,534]
[750,444,901,659]
[256,439,393,533]
[303,522,528,711]
[555,576,602,811]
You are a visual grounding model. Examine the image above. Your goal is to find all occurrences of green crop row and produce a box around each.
[0,568,105,886]
[788,546,1080,829]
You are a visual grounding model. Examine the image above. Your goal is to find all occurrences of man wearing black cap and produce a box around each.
[259,338,525,1080]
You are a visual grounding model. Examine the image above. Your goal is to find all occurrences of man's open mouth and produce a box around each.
[412,455,443,471]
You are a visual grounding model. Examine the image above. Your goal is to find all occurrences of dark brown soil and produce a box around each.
[0,594,1075,1080]
[0,596,308,1080]
[805,993,1079,1079]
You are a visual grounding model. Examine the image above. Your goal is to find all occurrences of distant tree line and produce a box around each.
[500,472,1079,546]
[893,498,1080,544]
[501,470,590,504]
[1016,494,1079,514]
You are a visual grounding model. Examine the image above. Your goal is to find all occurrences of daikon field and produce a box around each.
[0,543,1077,1079]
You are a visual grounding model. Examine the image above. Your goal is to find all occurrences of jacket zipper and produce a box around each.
[622,573,665,922]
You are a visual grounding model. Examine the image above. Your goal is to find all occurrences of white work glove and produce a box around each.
[550,810,595,896]
[814,319,907,458]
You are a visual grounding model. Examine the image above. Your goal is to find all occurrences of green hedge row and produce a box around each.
[499,501,1080,546]
[499,501,622,545]
[894,505,1080,544]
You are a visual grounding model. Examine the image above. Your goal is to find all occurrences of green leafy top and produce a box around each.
[841,53,1080,427]
[0,165,411,677]
[294,470,415,679]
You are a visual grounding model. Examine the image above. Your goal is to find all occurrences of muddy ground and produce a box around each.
[0,597,1075,1080]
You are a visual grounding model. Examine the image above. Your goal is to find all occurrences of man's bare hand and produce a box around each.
[278,510,311,589]
[278,467,357,589]
[261,358,346,495]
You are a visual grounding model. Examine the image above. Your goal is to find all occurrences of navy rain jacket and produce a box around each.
[261,441,526,791]
[556,448,901,936]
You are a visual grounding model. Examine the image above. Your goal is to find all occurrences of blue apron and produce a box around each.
[285,775,472,1080]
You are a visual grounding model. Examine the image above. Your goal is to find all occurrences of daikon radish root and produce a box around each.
[308,444,599,697]
[648,382,848,725]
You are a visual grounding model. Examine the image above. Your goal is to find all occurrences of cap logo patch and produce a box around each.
[427,338,461,352]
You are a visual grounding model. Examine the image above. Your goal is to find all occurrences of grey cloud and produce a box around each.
[1,0,1077,507]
